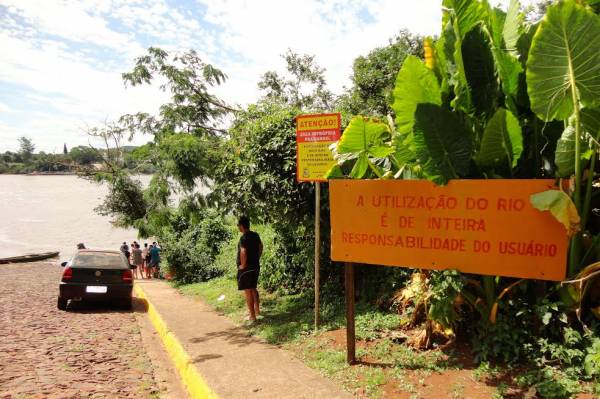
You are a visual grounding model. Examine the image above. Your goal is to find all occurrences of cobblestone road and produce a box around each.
[0,262,159,399]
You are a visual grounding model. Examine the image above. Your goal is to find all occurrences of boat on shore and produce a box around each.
[0,251,60,264]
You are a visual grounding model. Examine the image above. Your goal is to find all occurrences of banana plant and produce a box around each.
[327,116,394,179]
[526,0,600,276]
[328,0,600,328]
[327,0,532,329]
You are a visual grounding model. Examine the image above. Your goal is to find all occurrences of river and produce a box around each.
[0,175,152,260]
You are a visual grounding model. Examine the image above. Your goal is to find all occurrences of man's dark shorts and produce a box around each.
[237,267,259,290]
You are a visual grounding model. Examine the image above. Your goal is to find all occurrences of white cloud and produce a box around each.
[0,0,183,151]
[0,32,166,140]
[200,0,444,107]
[0,0,140,56]
[0,0,546,152]
[0,102,13,113]
[203,0,541,106]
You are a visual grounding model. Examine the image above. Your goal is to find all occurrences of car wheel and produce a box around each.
[57,297,68,311]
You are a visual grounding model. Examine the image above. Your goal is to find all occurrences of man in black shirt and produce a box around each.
[236,216,263,323]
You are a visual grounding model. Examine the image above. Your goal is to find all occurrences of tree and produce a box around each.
[69,145,102,165]
[119,47,233,140]
[33,153,70,172]
[1,151,20,163]
[257,50,334,111]
[213,100,320,292]
[88,47,235,236]
[213,51,338,291]
[18,137,35,162]
[63,143,68,155]
[338,30,423,117]
[116,47,235,190]
[123,143,156,173]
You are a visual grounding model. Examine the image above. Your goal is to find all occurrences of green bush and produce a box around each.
[472,296,535,363]
[212,222,239,279]
[211,221,297,293]
[213,101,329,294]
[161,209,231,284]
[428,270,465,329]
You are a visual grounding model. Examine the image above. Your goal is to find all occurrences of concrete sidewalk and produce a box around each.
[135,279,351,399]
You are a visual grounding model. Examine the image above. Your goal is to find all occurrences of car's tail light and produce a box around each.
[62,267,73,281]
[122,269,133,282]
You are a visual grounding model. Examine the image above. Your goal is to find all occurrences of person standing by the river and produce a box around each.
[131,243,144,279]
[120,242,130,261]
[236,216,263,323]
[149,243,161,278]
[142,243,150,278]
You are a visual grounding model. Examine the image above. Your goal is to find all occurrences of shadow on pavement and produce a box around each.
[66,297,148,314]
[192,353,223,364]
[189,326,261,347]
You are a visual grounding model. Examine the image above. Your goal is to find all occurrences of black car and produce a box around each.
[58,250,133,310]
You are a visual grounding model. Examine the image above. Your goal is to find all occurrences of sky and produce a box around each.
[0,0,538,153]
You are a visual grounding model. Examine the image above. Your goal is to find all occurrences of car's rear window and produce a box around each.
[72,253,128,269]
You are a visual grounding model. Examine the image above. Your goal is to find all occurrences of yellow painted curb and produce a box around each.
[134,284,219,399]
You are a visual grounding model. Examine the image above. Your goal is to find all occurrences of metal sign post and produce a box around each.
[314,181,321,330]
[295,113,341,331]
[345,262,356,364]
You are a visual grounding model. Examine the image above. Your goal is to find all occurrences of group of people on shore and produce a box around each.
[120,241,161,279]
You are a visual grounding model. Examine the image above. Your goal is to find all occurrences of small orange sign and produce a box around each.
[330,179,568,281]
[296,113,341,182]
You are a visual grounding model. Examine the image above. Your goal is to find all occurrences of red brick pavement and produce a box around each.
[0,262,159,399]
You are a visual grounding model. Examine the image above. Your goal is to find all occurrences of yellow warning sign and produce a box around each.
[296,113,341,182]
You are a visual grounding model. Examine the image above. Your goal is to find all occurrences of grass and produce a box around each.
[179,276,344,344]
[177,274,590,398]
[176,276,461,397]
[449,382,465,399]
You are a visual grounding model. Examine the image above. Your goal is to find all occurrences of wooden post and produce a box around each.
[345,262,356,364]
[314,182,321,330]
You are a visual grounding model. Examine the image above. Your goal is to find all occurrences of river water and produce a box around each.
[0,175,151,260]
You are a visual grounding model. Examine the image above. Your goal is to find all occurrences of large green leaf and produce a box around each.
[487,6,506,48]
[443,0,487,38]
[442,0,488,113]
[554,125,592,177]
[555,126,576,177]
[527,1,600,121]
[486,4,523,102]
[336,116,390,155]
[462,26,500,116]
[495,51,523,103]
[435,20,457,102]
[349,152,369,179]
[515,23,537,108]
[392,135,416,166]
[476,108,523,170]
[581,108,600,138]
[413,103,472,183]
[531,189,581,236]
[324,164,344,179]
[502,0,522,55]
[391,55,442,135]
[335,116,392,178]
[369,145,395,158]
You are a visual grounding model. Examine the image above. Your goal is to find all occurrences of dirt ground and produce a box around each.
[0,261,185,399]
[320,328,595,399]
